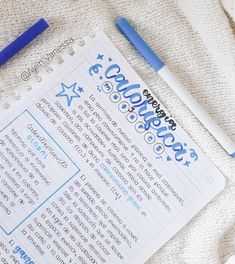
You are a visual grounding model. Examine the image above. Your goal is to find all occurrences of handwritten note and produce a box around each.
[0,31,224,264]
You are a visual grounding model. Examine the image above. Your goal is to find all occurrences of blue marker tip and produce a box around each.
[0,18,49,67]
[230,152,235,158]
[116,17,164,71]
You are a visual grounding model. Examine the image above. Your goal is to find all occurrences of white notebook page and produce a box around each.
[0,31,225,264]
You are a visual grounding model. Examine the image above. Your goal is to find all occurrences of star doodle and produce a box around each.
[97,54,104,60]
[56,82,80,107]
[78,86,84,93]
[166,156,171,161]
[183,160,191,167]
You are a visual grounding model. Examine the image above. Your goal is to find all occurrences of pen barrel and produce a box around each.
[116,18,164,71]
[158,65,235,156]
[0,19,48,66]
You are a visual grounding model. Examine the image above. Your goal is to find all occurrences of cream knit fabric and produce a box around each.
[0,0,234,263]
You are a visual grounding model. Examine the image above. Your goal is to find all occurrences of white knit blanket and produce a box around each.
[0,0,234,263]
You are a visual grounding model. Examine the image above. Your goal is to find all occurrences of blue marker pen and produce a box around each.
[0,18,49,67]
[116,17,235,157]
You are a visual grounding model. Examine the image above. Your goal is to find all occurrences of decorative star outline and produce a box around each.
[56,82,80,107]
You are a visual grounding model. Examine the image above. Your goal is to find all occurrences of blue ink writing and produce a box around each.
[13,246,35,264]
[27,134,48,159]
[88,59,198,165]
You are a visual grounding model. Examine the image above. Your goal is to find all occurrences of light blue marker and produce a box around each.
[116,17,235,157]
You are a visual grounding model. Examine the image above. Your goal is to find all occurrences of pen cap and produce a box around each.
[116,18,164,71]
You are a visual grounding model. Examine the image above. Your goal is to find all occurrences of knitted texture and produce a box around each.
[222,0,235,21]
[0,0,234,263]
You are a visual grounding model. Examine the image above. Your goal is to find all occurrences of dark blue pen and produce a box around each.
[0,18,49,67]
